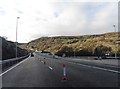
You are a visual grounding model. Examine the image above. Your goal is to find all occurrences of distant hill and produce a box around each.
[0,37,28,60]
[20,32,120,57]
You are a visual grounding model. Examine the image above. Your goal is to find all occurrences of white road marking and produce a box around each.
[0,56,30,77]
[66,61,120,74]
[48,66,53,70]
[105,65,120,68]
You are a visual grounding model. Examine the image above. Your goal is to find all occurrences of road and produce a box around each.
[1,52,119,87]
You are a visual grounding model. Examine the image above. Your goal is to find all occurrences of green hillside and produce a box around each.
[20,32,120,57]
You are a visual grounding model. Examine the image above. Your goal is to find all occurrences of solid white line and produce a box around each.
[48,66,53,70]
[105,65,120,68]
[0,56,30,77]
[66,61,120,74]
[91,66,120,73]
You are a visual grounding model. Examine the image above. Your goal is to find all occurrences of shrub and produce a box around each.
[93,45,112,57]
[55,46,74,57]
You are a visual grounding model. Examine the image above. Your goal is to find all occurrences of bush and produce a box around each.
[55,46,74,57]
[93,45,111,57]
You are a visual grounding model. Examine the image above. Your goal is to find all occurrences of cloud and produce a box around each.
[0,0,118,43]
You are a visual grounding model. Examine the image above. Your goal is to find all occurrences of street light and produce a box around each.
[16,17,20,58]
[113,24,117,59]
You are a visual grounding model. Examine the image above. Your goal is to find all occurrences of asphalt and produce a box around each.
[1,52,119,87]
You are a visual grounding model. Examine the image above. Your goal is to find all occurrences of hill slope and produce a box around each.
[20,32,120,57]
[0,37,28,60]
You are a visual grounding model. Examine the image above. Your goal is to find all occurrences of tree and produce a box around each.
[77,48,93,56]
[55,46,74,56]
[94,45,111,57]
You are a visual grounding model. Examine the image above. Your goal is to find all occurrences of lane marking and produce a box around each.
[48,66,53,70]
[103,65,120,68]
[66,61,120,74]
[0,56,30,77]
[64,59,120,68]
[70,61,119,68]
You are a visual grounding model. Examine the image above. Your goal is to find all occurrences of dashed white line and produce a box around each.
[48,66,53,70]
[0,56,30,77]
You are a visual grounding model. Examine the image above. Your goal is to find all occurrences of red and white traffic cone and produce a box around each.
[62,64,67,80]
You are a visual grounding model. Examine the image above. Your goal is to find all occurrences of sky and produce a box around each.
[0,0,118,43]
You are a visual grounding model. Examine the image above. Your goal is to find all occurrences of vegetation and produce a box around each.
[94,45,112,57]
[0,37,28,60]
[20,32,120,57]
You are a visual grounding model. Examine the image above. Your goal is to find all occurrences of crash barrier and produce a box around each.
[1,53,30,70]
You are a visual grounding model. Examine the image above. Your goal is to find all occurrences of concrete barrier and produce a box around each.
[1,54,30,70]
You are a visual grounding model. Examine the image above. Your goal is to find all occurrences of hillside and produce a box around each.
[0,37,28,60]
[20,32,120,57]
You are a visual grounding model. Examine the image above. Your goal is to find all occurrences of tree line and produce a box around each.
[55,45,119,57]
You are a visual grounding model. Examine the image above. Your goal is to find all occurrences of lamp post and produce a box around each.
[113,24,117,59]
[16,17,20,58]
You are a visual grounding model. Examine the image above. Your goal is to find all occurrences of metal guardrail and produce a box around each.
[1,54,30,69]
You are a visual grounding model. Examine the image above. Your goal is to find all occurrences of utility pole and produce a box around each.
[16,17,20,58]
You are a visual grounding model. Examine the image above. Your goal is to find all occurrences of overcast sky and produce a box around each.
[0,0,118,43]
